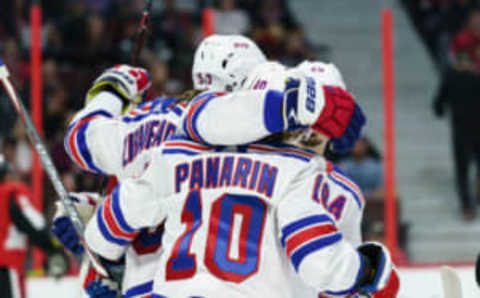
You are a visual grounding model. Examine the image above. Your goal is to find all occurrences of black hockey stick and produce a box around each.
[131,0,153,66]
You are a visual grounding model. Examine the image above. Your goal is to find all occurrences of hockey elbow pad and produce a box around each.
[355,242,400,298]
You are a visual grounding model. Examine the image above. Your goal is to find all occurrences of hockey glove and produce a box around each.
[86,64,151,109]
[52,193,100,256]
[282,77,308,131]
[284,76,327,129]
[85,279,119,298]
[52,216,83,256]
[283,77,365,154]
[310,85,357,139]
[356,242,400,298]
[329,103,366,155]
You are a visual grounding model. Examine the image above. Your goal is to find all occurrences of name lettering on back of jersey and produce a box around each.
[122,120,176,167]
[175,156,278,199]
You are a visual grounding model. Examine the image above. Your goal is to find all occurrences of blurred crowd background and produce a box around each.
[0,0,319,221]
[0,0,330,273]
[1,0,480,273]
[402,0,480,221]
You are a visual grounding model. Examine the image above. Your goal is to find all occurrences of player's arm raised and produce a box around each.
[182,61,365,153]
[64,65,150,175]
[276,162,399,297]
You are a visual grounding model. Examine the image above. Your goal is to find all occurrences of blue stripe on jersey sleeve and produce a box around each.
[111,186,136,233]
[281,214,335,247]
[183,95,215,145]
[189,99,210,144]
[66,110,112,175]
[75,120,106,175]
[96,206,129,246]
[162,148,201,156]
[67,110,113,134]
[263,90,285,134]
[290,233,342,271]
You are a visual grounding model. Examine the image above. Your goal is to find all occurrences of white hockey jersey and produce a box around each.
[69,60,359,297]
[65,89,295,296]
[65,89,295,179]
[85,138,366,298]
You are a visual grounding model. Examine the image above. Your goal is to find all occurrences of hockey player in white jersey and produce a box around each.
[56,36,268,296]
[82,63,399,297]
[54,35,366,297]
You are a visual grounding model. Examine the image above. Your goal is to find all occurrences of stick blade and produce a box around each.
[440,266,462,298]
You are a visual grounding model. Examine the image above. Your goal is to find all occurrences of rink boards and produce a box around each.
[26,266,480,298]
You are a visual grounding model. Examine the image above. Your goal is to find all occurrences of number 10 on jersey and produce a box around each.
[166,190,267,283]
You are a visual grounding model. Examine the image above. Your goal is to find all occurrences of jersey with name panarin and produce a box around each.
[85,138,365,298]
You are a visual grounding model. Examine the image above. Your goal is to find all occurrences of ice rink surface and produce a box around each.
[26,266,480,298]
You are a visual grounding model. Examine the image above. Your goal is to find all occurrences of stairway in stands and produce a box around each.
[290,0,480,262]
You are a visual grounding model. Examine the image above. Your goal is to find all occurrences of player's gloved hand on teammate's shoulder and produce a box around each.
[309,85,357,139]
[283,75,326,129]
[355,242,400,297]
[283,75,365,154]
[86,64,151,109]
[85,279,119,298]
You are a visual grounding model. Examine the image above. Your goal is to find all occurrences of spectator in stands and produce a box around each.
[339,137,384,200]
[81,14,115,66]
[400,0,450,70]
[251,0,299,59]
[252,0,298,30]
[450,9,480,73]
[44,23,65,61]
[148,59,171,97]
[214,0,251,35]
[433,18,480,220]
[44,86,69,139]
[2,38,28,89]
[152,0,198,86]
[281,29,313,67]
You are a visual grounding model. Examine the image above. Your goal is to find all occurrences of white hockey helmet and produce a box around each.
[294,60,347,89]
[192,34,267,92]
[243,61,287,91]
